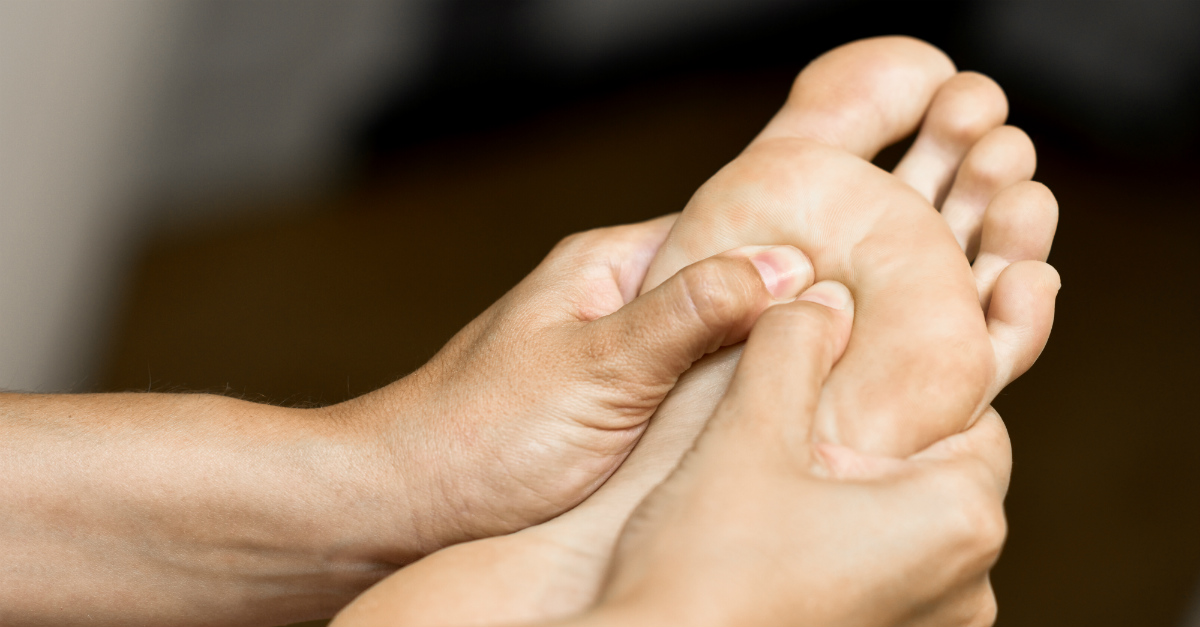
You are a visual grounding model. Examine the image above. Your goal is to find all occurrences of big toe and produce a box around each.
[754,36,956,160]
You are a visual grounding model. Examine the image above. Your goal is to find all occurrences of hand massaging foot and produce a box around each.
[331,36,1060,627]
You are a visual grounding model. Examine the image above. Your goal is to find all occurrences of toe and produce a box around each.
[754,36,956,160]
[985,260,1060,399]
[972,181,1059,308]
[940,126,1037,256]
[892,72,1009,207]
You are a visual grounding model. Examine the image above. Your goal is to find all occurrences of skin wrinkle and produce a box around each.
[332,37,1059,627]
[6,35,1061,627]
[772,50,955,157]
[648,136,991,456]
[690,143,887,277]
[916,75,1009,166]
[638,80,999,461]
[3,393,407,622]
[408,276,696,538]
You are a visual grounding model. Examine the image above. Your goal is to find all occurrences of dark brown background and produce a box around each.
[94,3,1200,625]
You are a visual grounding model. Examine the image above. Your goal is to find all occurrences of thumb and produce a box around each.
[708,281,855,446]
[583,245,813,388]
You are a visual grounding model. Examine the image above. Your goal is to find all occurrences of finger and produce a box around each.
[969,579,1000,627]
[912,408,1013,498]
[753,36,956,159]
[811,440,908,480]
[593,214,681,303]
[971,182,1059,307]
[969,580,1000,627]
[545,214,680,306]
[715,281,855,441]
[985,260,1061,398]
[911,578,999,627]
[585,245,814,390]
[814,405,1010,487]
[903,412,1011,589]
[892,72,1009,208]
[939,126,1038,258]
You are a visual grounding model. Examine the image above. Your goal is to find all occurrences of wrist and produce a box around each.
[318,373,458,562]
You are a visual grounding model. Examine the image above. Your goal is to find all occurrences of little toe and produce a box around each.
[892,72,1009,207]
[971,181,1059,308]
[940,126,1038,256]
[754,36,956,160]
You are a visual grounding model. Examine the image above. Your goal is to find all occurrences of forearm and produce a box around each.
[0,391,416,626]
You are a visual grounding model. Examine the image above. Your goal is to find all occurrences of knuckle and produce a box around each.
[939,471,1008,562]
[978,498,1009,557]
[756,300,836,345]
[581,332,645,391]
[548,231,586,258]
[965,586,1000,627]
[676,259,747,333]
[780,300,836,329]
[550,228,606,258]
[576,327,683,421]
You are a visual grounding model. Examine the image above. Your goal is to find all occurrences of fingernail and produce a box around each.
[796,280,852,311]
[748,246,812,300]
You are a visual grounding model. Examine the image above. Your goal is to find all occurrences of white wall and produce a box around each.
[0,0,424,391]
[0,1,184,391]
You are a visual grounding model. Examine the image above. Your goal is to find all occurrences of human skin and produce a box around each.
[638,37,1052,456]
[331,37,1059,627]
[546,290,1014,627]
[334,291,1027,627]
[0,224,813,627]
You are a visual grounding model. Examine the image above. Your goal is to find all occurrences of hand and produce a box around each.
[339,214,817,559]
[0,216,815,627]
[578,287,1009,627]
[329,37,1058,627]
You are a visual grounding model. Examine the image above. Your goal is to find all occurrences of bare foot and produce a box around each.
[637,40,1047,456]
[331,36,1060,627]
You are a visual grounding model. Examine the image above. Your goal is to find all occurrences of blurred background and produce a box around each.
[1,0,1198,625]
